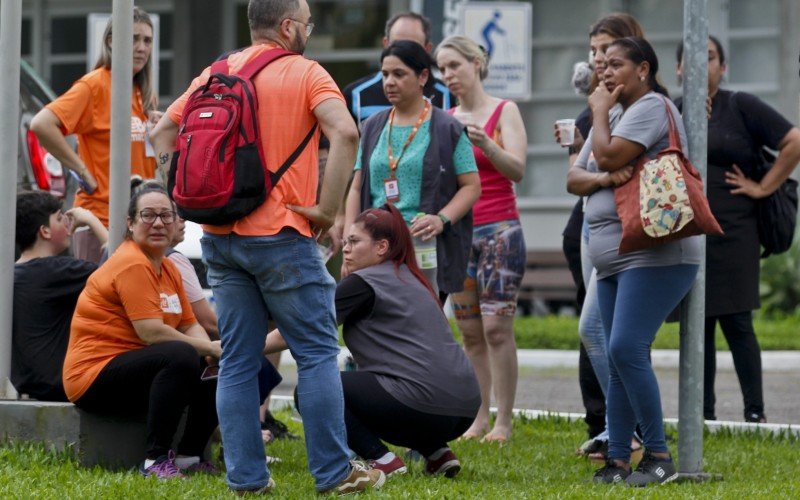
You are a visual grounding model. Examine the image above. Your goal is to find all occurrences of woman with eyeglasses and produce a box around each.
[266,204,480,479]
[63,186,222,479]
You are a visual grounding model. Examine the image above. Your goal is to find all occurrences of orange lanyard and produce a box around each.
[387,99,431,175]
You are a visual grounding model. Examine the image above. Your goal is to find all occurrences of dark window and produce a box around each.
[51,63,86,95]
[51,17,87,54]
[21,18,32,56]
[320,60,380,90]
[159,59,172,96]
[159,13,173,51]
[235,1,389,50]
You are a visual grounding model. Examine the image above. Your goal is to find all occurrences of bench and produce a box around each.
[0,400,210,470]
[516,250,578,315]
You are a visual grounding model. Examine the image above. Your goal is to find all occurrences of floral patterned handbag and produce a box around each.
[614,97,723,254]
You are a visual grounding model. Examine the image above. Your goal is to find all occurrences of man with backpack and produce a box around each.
[150,0,381,495]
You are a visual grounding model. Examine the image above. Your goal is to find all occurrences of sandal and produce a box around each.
[576,438,606,457]
[587,441,608,463]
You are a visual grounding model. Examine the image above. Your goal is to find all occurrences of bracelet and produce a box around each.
[437,213,451,233]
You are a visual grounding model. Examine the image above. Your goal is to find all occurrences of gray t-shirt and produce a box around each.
[575,92,701,279]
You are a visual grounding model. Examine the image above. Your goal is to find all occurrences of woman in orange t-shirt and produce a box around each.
[63,186,221,479]
[31,7,159,263]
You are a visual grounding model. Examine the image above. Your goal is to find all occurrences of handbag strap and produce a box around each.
[660,95,683,154]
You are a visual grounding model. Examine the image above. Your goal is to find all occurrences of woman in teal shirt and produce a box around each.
[345,40,481,301]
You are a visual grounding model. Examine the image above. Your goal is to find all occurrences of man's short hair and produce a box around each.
[385,12,431,45]
[248,0,299,39]
[16,191,62,252]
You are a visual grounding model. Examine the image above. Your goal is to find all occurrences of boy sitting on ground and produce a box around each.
[12,191,107,401]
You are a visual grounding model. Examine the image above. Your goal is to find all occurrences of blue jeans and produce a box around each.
[202,230,350,492]
[596,264,698,461]
[579,237,609,396]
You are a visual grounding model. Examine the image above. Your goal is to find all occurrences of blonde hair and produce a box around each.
[435,35,489,80]
[94,6,156,113]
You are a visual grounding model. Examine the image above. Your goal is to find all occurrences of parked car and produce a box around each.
[17,59,74,203]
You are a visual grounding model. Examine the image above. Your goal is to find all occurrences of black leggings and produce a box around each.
[704,311,764,418]
[318,371,473,459]
[75,341,218,459]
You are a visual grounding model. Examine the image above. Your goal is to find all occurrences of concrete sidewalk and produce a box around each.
[273,348,800,426]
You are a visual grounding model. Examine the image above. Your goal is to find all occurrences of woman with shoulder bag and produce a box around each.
[567,37,701,486]
[676,37,800,423]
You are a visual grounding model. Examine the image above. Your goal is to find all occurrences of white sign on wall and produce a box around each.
[458,2,531,101]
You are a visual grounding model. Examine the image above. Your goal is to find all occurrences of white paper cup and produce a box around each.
[556,119,576,146]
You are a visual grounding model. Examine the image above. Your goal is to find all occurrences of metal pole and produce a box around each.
[679,0,716,481]
[0,0,24,399]
[108,0,134,253]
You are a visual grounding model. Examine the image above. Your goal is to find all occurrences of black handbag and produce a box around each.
[729,92,798,258]
[754,152,798,257]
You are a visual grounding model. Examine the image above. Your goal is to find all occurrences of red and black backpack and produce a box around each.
[169,48,316,225]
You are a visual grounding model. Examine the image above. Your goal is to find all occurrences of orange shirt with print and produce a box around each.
[166,43,344,237]
[46,68,156,226]
[63,240,196,402]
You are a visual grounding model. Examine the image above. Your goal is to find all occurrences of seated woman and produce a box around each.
[62,185,221,479]
[266,204,480,478]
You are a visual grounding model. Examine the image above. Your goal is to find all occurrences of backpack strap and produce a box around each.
[238,48,295,80]
[269,123,318,185]
[208,48,293,79]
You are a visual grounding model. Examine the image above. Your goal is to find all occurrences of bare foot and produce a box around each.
[481,425,512,443]
[460,422,490,440]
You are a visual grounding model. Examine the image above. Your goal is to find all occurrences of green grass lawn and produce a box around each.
[2,411,798,498]
[449,312,800,351]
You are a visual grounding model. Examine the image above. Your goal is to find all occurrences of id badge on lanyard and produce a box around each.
[385,99,431,205]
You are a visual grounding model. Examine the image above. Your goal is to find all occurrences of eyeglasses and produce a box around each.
[139,210,176,225]
[287,18,314,37]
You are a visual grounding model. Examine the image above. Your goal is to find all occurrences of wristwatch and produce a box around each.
[437,213,451,233]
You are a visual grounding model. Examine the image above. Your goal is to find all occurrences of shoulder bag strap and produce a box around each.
[660,96,683,153]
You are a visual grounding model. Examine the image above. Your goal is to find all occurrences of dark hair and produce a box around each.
[587,13,645,92]
[354,204,439,303]
[16,191,62,252]
[609,36,669,98]
[676,35,726,66]
[248,0,299,40]
[126,184,170,239]
[381,40,434,94]
[385,12,431,45]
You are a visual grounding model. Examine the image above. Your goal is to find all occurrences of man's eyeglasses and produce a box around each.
[139,210,176,225]
[287,18,314,37]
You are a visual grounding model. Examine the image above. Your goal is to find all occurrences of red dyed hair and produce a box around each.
[354,204,439,304]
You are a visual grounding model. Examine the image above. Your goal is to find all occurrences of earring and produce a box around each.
[640,75,645,82]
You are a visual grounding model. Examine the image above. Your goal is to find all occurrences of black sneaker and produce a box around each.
[593,460,631,484]
[261,411,300,440]
[625,450,678,487]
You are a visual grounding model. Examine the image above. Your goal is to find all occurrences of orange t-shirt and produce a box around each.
[46,67,156,226]
[63,240,196,401]
[166,43,344,237]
